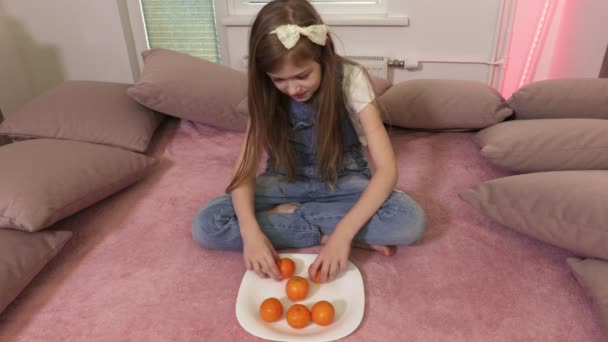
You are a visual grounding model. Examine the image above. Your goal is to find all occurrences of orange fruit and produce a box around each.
[285,276,309,301]
[311,300,335,326]
[259,297,283,322]
[308,264,322,283]
[286,304,311,329]
[277,258,295,279]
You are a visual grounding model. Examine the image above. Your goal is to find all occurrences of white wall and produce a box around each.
[2,0,606,117]
[501,0,608,98]
[0,3,32,116]
[0,0,137,116]
[542,0,608,79]
[217,0,508,85]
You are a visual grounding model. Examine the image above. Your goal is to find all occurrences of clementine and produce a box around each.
[311,300,335,326]
[277,258,295,279]
[307,264,322,283]
[285,276,309,301]
[259,297,283,322]
[286,304,311,329]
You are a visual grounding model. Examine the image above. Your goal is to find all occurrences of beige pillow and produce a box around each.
[475,119,608,173]
[0,139,158,232]
[0,229,72,313]
[508,78,608,119]
[127,48,248,131]
[378,79,512,130]
[370,75,392,97]
[567,258,608,332]
[0,81,164,153]
[460,171,608,260]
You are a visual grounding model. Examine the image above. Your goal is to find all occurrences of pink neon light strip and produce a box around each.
[519,0,557,86]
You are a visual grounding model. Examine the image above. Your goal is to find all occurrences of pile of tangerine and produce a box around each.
[259,257,336,329]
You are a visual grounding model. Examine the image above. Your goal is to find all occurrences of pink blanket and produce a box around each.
[0,119,604,341]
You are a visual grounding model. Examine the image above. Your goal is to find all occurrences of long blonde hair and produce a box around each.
[226,0,362,192]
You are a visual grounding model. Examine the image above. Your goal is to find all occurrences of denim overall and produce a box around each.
[192,83,426,250]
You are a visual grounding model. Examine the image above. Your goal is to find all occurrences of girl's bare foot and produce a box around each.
[263,202,300,214]
[352,241,397,256]
[319,234,396,256]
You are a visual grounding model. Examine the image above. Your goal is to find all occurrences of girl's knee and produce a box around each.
[191,206,218,248]
[404,205,427,244]
[191,196,241,250]
[381,191,427,245]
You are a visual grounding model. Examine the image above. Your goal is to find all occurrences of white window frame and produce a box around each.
[126,0,231,71]
[228,0,388,16]
[126,0,150,74]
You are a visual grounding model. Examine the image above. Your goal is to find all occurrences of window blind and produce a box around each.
[141,0,220,63]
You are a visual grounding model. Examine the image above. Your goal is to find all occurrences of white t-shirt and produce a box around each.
[342,63,376,146]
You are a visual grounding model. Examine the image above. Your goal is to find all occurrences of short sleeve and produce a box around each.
[343,64,376,146]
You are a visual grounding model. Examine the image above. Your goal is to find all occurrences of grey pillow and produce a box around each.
[0,229,72,313]
[567,258,608,333]
[507,78,608,119]
[0,80,164,153]
[0,139,158,232]
[475,119,608,173]
[378,79,512,130]
[127,48,248,131]
[460,171,608,260]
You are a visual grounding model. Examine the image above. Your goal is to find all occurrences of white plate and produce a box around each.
[236,253,365,342]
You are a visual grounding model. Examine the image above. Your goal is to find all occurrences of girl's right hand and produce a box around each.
[243,230,282,280]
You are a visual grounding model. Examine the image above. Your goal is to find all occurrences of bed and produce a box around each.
[0,117,604,341]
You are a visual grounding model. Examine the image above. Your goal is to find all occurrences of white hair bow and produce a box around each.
[269,24,328,50]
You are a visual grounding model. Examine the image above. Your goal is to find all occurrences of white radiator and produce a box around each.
[344,55,388,80]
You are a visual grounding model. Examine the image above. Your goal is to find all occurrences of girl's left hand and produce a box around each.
[309,233,351,283]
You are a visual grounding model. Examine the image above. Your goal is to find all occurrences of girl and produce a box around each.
[192,0,426,282]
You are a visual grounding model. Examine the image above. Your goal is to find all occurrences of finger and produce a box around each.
[271,248,280,261]
[309,256,321,276]
[265,255,281,280]
[309,258,322,281]
[320,262,330,283]
[328,261,339,281]
[253,262,265,278]
[245,259,253,271]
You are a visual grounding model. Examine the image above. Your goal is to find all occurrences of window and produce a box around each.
[140,0,220,63]
[228,0,387,16]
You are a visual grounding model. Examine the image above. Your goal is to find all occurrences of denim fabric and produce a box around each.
[192,89,426,250]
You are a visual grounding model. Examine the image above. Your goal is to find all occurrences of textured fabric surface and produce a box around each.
[460,171,608,260]
[127,48,248,131]
[0,119,604,341]
[0,229,72,313]
[508,78,608,120]
[378,79,513,130]
[0,139,158,232]
[0,80,164,153]
[475,118,608,173]
[567,258,608,332]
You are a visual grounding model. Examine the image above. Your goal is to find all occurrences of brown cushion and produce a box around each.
[508,78,608,119]
[0,229,72,313]
[127,48,248,131]
[567,258,608,333]
[0,81,164,153]
[475,119,608,173]
[0,139,158,232]
[378,79,512,130]
[459,171,608,259]
[369,75,392,97]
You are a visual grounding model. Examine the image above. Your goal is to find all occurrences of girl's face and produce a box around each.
[266,58,322,102]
